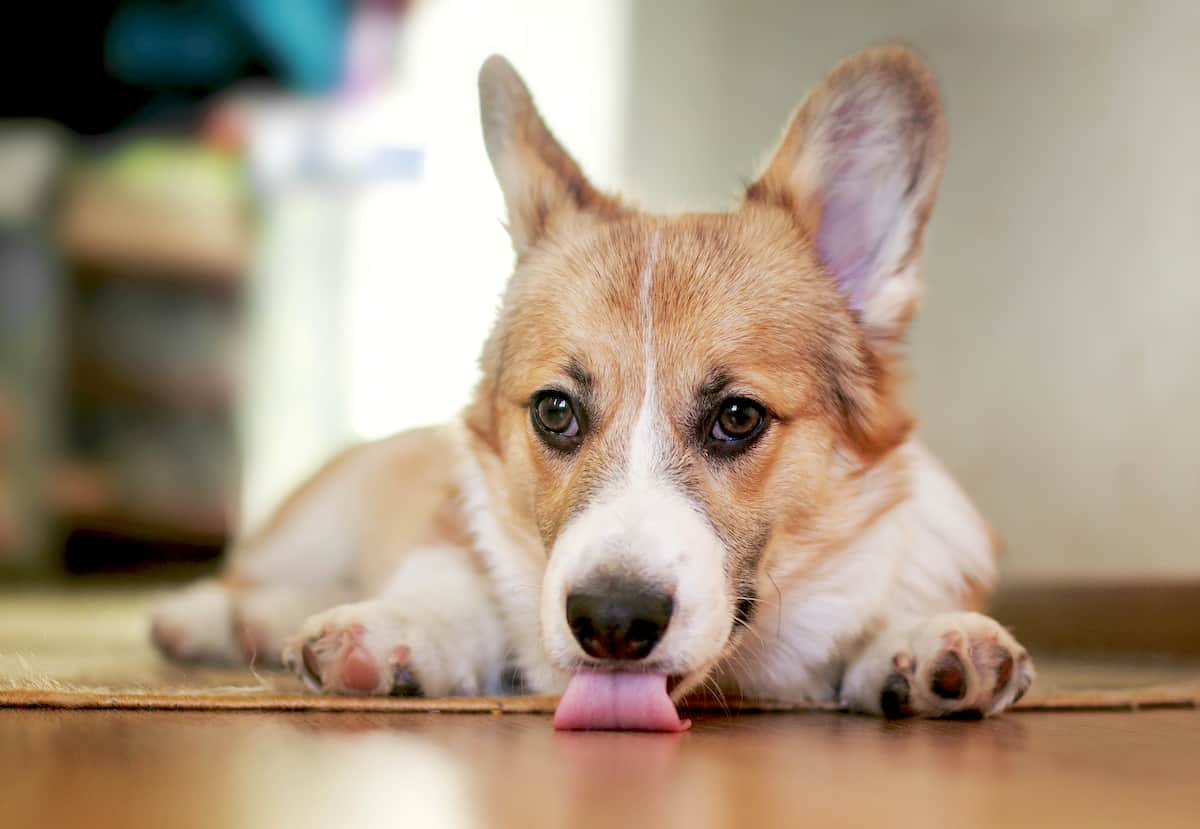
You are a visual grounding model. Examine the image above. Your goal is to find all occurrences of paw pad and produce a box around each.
[863,614,1035,718]
[387,645,422,697]
[880,673,914,719]
[930,650,968,700]
[338,644,383,691]
[992,648,1014,695]
[289,624,425,696]
[390,665,423,697]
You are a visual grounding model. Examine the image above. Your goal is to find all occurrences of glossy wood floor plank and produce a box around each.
[3,708,1197,829]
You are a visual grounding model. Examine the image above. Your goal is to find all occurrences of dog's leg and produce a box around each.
[149,578,242,664]
[150,580,355,666]
[149,439,399,665]
[839,611,1034,718]
[282,545,507,697]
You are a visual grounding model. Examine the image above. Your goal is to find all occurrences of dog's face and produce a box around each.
[467,48,945,694]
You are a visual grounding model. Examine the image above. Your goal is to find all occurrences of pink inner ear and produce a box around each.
[817,187,882,311]
[812,98,914,311]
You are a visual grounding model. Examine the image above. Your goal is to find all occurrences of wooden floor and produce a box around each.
[2,590,1197,828]
[3,706,1197,829]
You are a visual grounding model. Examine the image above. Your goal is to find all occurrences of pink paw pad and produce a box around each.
[293,624,422,696]
[299,624,389,693]
[338,644,381,691]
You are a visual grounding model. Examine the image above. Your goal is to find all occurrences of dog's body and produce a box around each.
[153,48,1032,724]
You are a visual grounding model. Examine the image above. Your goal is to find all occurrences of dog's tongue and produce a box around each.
[554,671,690,732]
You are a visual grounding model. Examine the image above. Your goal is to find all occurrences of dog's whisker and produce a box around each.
[766,571,784,641]
[699,673,733,721]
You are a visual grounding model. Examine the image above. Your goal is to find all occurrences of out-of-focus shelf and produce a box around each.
[58,172,249,287]
[49,462,227,545]
[44,147,245,571]
[72,255,243,296]
[60,505,227,546]
[70,357,234,414]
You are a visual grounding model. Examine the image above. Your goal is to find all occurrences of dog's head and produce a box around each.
[466,48,945,698]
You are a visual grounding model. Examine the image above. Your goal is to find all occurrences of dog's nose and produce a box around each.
[566,579,674,661]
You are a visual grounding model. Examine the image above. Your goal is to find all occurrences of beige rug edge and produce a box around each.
[1,684,1196,714]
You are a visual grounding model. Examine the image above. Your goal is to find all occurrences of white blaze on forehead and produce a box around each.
[540,228,733,675]
[629,228,663,483]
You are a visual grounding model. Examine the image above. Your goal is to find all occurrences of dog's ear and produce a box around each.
[747,46,946,347]
[479,55,625,255]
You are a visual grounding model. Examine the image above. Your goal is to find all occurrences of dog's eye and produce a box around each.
[531,391,581,447]
[708,398,766,451]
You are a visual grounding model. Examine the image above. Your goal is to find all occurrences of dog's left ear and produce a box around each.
[479,55,625,255]
[747,46,946,347]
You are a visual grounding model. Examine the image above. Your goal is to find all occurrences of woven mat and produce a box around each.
[1,589,1196,714]
[0,685,1197,713]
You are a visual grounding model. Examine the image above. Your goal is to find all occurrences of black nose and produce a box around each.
[566,579,674,661]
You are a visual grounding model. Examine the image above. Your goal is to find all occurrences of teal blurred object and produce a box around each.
[105,0,347,94]
[105,2,242,87]
[234,0,347,91]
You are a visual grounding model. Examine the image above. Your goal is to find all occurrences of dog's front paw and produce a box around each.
[844,612,1034,718]
[282,601,487,697]
[150,579,240,664]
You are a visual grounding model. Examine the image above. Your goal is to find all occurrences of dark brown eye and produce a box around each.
[532,391,581,446]
[709,398,766,447]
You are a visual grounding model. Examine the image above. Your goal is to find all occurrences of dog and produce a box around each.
[151,46,1033,729]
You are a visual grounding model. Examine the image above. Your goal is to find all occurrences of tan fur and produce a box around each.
[228,427,476,588]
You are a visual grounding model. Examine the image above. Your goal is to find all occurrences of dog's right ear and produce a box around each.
[747,46,946,350]
[479,55,625,255]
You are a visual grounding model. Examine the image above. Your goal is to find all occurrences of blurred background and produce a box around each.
[0,0,1196,590]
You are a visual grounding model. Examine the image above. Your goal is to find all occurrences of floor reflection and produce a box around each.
[1,708,1196,829]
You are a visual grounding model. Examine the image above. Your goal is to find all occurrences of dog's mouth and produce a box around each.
[549,597,742,732]
[551,623,742,732]
[553,671,691,732]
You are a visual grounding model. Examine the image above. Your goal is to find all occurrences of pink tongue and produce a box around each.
[554,671,691,732]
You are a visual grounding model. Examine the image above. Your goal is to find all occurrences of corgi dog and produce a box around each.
[151,46,1033,729]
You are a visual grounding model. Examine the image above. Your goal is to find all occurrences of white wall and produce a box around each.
[622,1,1200,579]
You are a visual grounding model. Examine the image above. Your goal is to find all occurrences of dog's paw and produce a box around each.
[282,600,487,697]
[149,579,240,664]
[844,612,1034,718]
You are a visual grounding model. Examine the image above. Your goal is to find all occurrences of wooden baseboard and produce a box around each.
[990,581,1200,657]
